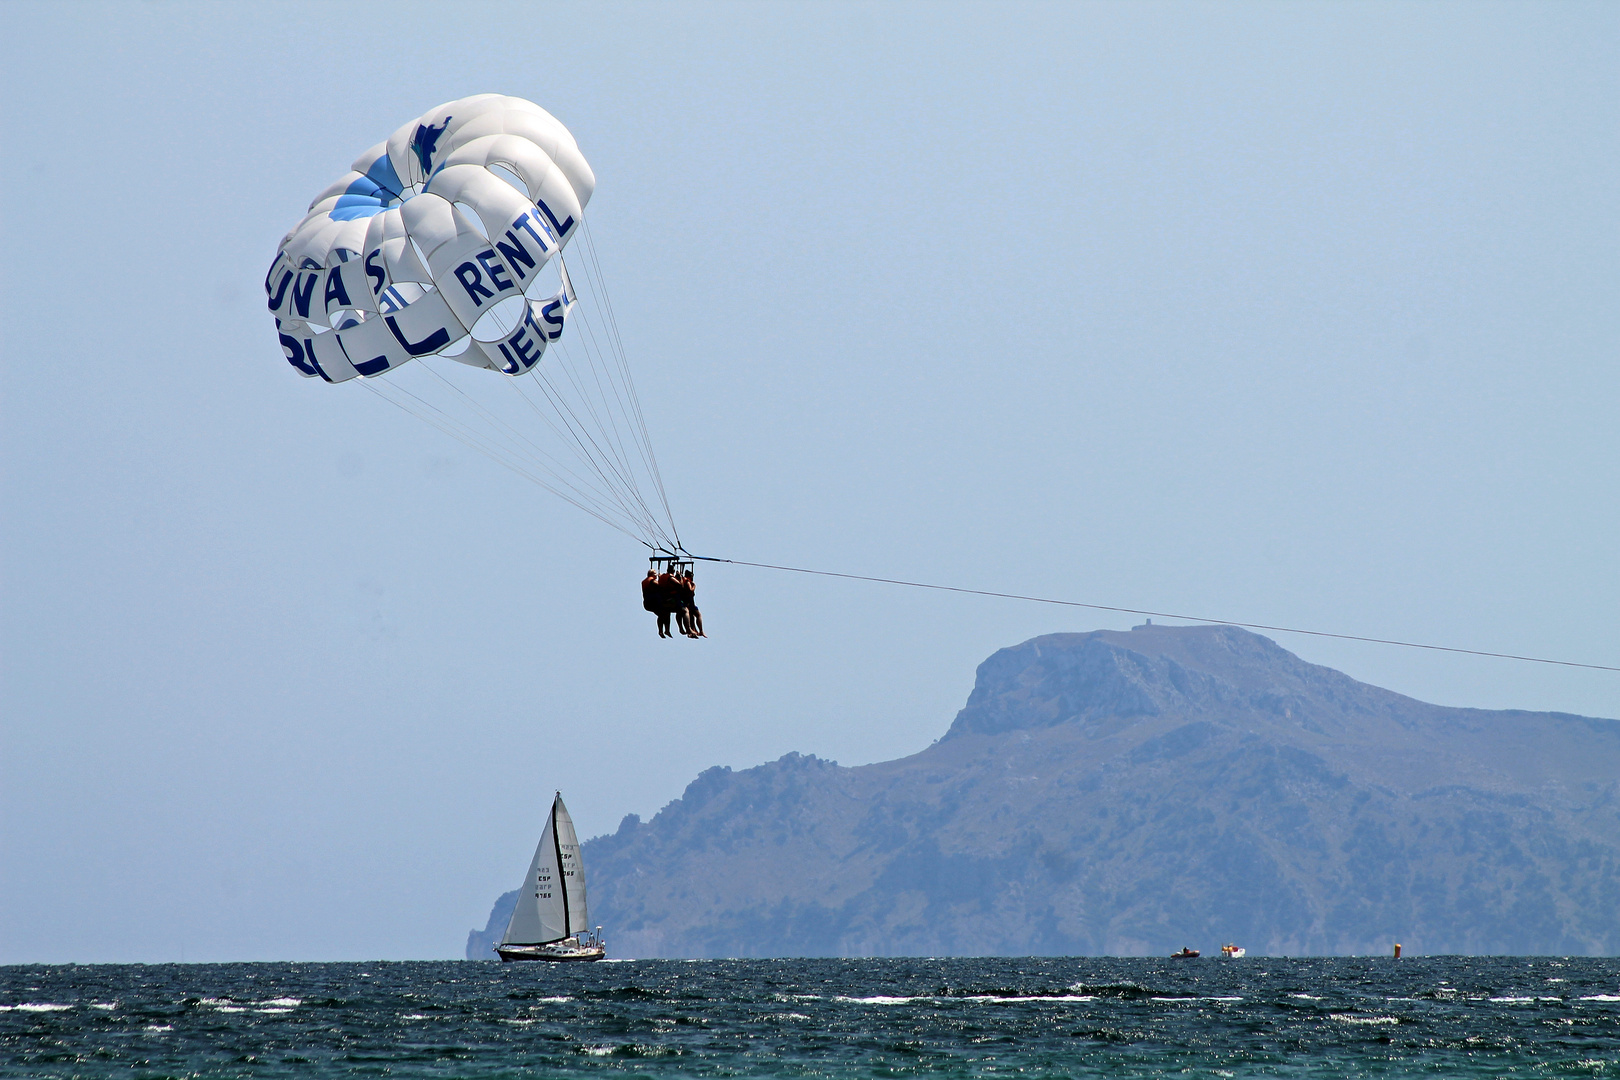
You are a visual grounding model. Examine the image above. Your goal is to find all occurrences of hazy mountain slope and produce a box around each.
[470,625,1620,958]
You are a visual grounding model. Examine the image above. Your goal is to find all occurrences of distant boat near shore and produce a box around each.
[1171,947,1200,959]
[496,793,605,962]
[1221,944,1246,958]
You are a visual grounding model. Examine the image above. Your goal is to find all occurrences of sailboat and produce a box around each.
[496,792,606,962]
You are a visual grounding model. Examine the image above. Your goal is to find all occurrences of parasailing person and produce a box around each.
[641,567,670,638]
[681,570,705,638]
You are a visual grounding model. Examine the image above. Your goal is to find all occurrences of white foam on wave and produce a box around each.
[579,1045,616,1056]
[144,1024,173,1033]
[837,993,1101,1006]
[1490,996,1536,1003]
[256,1008,292,1014]
[528,996,573,1005]
[259,998,302,1007]
[0,1003,72,1012]
[1290,994,1321,1001]
[1578,994,1620,1002]
[90,1002,116,1010]
[973,994,1098,1004]
[501,1018,539,1026]
[1331,1014,1399,1025]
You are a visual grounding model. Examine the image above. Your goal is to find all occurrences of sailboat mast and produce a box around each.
[551,795,571,938]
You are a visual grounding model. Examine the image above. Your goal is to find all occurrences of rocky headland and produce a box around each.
[469,625,1620,958]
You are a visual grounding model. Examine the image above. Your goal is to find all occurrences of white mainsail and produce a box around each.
[501,793,589,946]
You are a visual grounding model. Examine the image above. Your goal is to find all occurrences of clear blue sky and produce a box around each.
[2,1,1615,962]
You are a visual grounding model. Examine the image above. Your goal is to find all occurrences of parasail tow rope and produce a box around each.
[689,556,1620,673]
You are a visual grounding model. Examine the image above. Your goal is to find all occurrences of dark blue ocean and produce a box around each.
[4,957,1618,1077]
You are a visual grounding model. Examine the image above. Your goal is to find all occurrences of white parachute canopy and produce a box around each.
[268,95,679,551]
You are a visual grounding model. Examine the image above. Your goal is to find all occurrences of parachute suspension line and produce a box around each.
[419,361,666,545]
[360,377,642,538]
[549,265,676,549]
[540,335,653,525]
[580,224,679,547]
[558,320,661,542]
[361,377,605,519]
[690,556,1620,674]
[400,369,650,536]
[504,379,661,548]
[577,220,680,549]
[357,379,645,543]
[505,370,676,552]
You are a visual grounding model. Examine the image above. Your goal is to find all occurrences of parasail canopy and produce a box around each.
[268,93,595,383]
[268,95,681,552]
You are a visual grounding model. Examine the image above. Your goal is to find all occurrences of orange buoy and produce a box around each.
[1394,943,1402,958]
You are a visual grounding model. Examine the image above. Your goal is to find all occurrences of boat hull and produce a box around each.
[497,941,605,963]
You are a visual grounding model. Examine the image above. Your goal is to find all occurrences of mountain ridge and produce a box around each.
[468,625,1620,959]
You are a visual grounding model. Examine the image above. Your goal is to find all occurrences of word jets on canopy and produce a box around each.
[268,94,592,383]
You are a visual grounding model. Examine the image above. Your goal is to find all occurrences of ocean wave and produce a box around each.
[1330,1014,1400,1025]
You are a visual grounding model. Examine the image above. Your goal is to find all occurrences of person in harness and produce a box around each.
[642,567,672,638]
[659,568,688,637]
[680,570,705,638]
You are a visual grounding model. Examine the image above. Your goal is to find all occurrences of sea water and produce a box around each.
[3,956,1617,1077]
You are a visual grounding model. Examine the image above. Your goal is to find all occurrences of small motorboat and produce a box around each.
[1220,944,1246,958]
[1170,947,1200,959]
